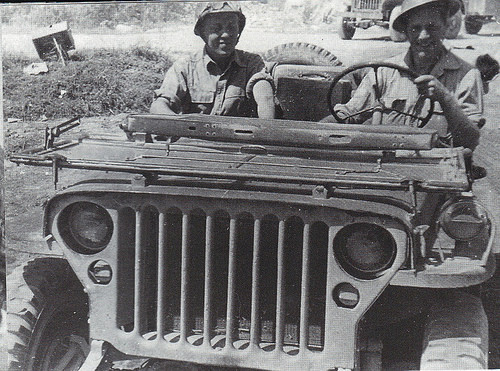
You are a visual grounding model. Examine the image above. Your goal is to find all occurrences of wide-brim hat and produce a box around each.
[392,0,461,33]
[194,2,246,36]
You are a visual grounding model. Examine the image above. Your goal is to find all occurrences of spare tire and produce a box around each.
[262,42,342,66]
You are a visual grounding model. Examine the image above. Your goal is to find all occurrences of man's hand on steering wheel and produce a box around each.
[327,62,435,128]
[414,75,450,102]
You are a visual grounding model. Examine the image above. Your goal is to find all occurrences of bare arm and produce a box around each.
[415,75,480,150]
[150,97,178,115]
[253,80,275,119]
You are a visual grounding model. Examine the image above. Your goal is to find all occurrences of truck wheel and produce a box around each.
[445,10,462,39]
[389,6,407,42]
[7,258,89,371]
[465,16,482,34]
[338,17,356,40]
[420,291,488,369]
[262,42,342,66]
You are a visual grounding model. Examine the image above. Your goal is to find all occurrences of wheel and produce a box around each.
[338,17,356,40]
[262,42,342,66]
[465,16,482,34]
[389,6,407,42]
[445,10,462,39]
[7,258,89,371]
[327,62,435,127]
[420,291,488,369]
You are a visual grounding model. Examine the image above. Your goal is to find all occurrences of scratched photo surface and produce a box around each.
[2,0,500,370]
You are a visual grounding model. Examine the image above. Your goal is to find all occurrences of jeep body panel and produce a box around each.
[10,114,495,370]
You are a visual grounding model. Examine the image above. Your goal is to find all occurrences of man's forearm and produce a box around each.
[253,80,275,119]
[440,94,480,150]
[150,97,177,115]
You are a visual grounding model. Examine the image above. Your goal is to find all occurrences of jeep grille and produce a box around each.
[353,0,381,10]
[52,193,407,370]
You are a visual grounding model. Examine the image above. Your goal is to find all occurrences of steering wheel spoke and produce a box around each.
[342,106,376,121]
[327,62,435,127]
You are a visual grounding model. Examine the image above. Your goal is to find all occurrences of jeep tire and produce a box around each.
[7,258,89,371]
[262,42,342,66]
[420,290,488,369]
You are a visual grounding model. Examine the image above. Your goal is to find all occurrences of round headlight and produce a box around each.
[439,199,489,241]
[334,223,397,280]
[58,202,113,254]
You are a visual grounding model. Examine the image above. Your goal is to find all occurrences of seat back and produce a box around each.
[271,64,351,121]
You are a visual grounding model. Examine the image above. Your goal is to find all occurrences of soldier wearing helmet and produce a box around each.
[330,0,482,151]
[151,2,275,119]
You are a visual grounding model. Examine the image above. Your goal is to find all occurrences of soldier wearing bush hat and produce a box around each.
[391,0,461,33]
[151,2,275,119]
[332,0,483,151]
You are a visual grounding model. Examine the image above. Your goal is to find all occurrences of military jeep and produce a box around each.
[7,44,496,370]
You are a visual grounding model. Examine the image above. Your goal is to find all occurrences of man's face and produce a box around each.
[406,6,447,55]
[201,13,240,58]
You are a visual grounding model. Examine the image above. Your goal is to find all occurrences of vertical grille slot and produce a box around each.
[162,208,183,341]
[283,217,304,350]
[136,206,159,338]
[307,222,328,350]
[259,215,280,346]
[116,207,136,332]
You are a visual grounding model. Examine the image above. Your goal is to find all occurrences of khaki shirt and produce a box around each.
[334,49,484,136]
[154,48,272,117]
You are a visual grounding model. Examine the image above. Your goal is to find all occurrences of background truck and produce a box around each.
[332,0,498,41]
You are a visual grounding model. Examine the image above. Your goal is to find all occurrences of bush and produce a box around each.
[3,47,173,120]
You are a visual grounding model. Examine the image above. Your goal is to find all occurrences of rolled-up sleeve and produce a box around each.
[455,68,484,126]
[245,54,275,99]
[334,70,377,123]
[154,59,189,114]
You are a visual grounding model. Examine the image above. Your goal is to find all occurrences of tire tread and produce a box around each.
[6,258,84,371]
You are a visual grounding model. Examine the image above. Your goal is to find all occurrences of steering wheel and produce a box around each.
[327,62,435,128]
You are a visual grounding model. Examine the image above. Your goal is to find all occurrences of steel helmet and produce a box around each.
[392,0,461,33]
[194,2,246,36]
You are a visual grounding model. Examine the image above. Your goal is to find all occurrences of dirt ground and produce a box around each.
[3,22,500,369]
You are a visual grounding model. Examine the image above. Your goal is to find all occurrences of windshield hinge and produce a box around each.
[44,117,80,149]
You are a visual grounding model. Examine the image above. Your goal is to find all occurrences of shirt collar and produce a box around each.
[202,47,245,70]
[403,47,461,77]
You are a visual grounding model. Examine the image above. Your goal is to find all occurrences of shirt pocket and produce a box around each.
[190,88,215,104]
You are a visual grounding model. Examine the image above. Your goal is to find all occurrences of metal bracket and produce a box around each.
[44,116,80,149]
[414,225,430,258]
[131,173,158,187]
[312,185,332,199]
[78,340,108,371]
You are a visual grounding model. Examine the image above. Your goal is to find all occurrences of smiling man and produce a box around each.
[150,2,275,119]
[332,0,483,151]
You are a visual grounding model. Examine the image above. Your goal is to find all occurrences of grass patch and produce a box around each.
[3,46,173,120]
